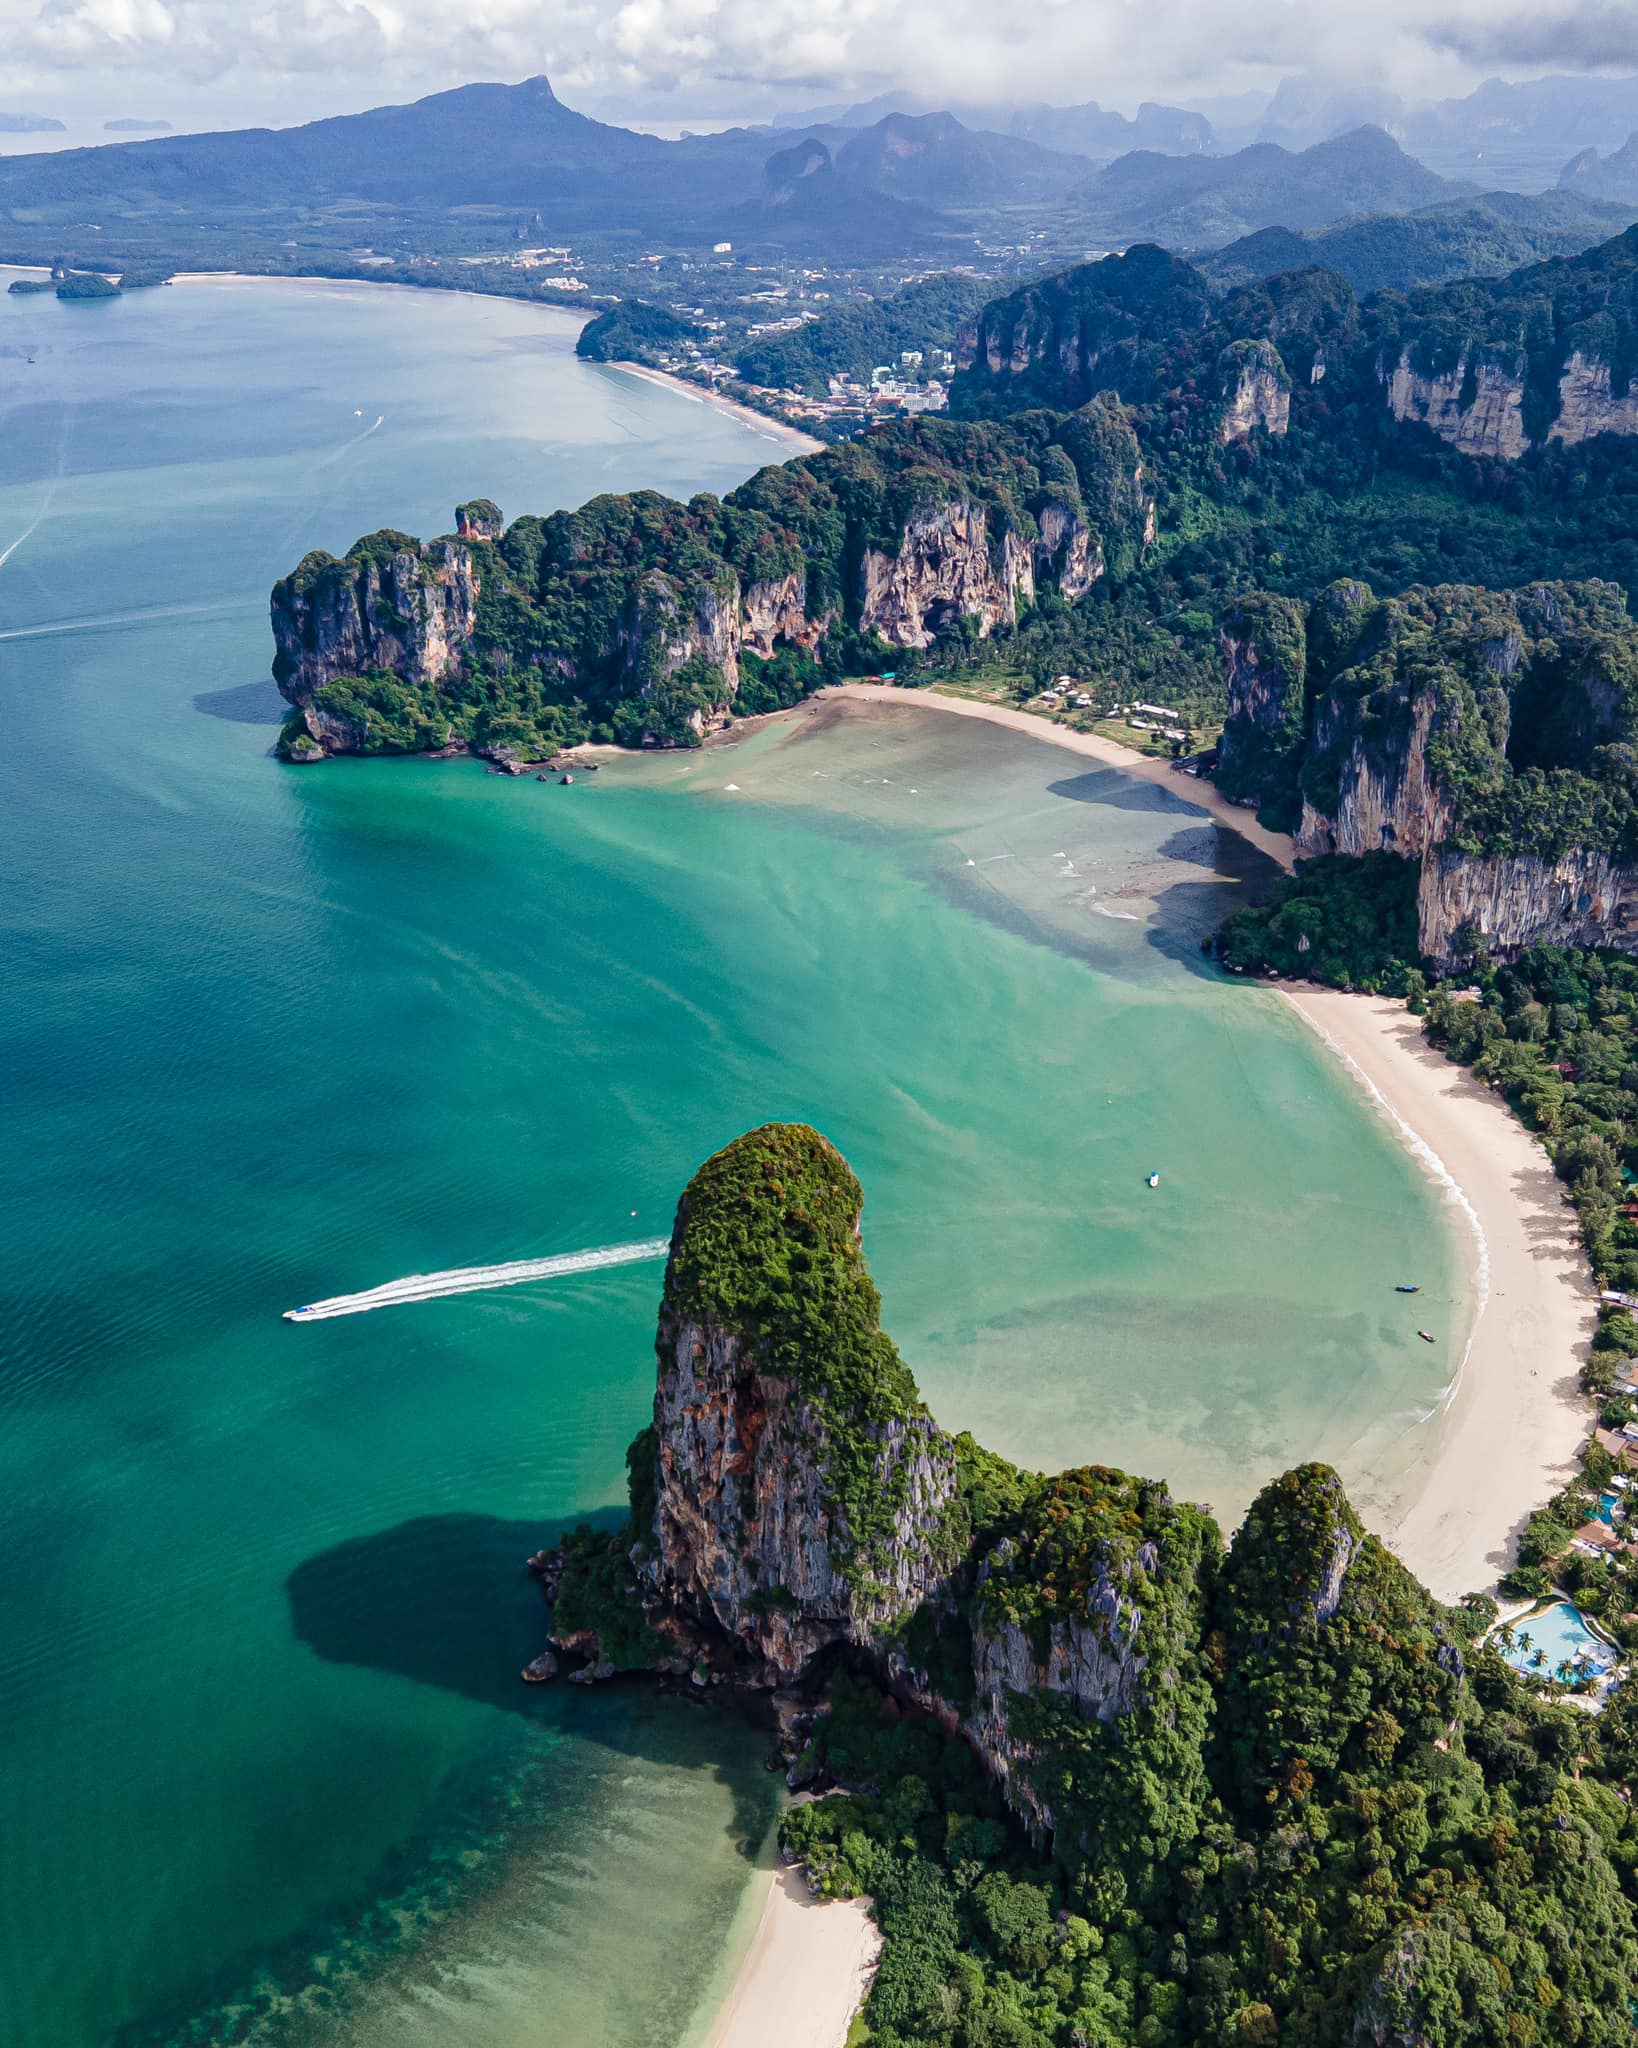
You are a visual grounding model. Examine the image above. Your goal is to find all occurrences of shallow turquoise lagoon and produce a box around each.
[0,277,1469,2047]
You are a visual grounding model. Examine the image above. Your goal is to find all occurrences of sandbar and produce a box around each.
[832,682,1296,870]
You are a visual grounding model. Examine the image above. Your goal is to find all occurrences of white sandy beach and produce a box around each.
[1284,991,1595,1599]
[704,1864,879,2048]
[828,684,1595,1597]
[604,359,825,455]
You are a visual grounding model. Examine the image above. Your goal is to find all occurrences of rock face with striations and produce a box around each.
[858,501,1033,649]
[540,1123,1501,1919]
[1548,349,1638,446]
[1223,576,1638,966]
[1383,344,1531,461]
[270,406,1153,758]
[1215,591,1308,820]
[963,1467,1219,1859]
[1218,338,1291,443]
[633,1125,962,1685]
[272,530,481,704]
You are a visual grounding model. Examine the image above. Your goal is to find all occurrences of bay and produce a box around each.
[0,277,1467,2048]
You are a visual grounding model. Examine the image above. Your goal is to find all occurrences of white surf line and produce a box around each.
[284,1237,670,1321]
[1281,995,1491,1416]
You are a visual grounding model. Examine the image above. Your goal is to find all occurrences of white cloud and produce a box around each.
[0,0,1625,125]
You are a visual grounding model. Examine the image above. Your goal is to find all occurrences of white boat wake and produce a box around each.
[0,399,75,576]
[284,1237,670,1321]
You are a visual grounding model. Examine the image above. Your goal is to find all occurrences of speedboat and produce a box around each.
[1417,1329,1435,1343]
[1396,1283,1419,1293]
[1146,1171,1160,1189]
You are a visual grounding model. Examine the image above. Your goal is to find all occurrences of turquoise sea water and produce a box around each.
[1,278,1468,2047]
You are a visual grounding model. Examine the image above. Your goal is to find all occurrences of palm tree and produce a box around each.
[1532,1648,1548,1669]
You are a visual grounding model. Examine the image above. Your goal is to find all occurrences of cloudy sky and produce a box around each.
[1,0,1634,134]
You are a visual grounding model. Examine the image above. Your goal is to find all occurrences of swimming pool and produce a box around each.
[1497,1601,1617,1683]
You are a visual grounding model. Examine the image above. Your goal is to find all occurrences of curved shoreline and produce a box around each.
[830,683,1296,870]
[709,682,1599,2048]
[1283,990,1594,1601]
[167,274,826,456]
[598,359,825,455]
[823,683,1594,1596]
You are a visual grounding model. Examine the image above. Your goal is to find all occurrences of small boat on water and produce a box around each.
[1146,1171,1160,1189]
[1417,1329,1436,1344]
[1396,1283,1420,1294]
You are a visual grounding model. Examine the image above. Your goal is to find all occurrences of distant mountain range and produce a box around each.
[1562,134,1638,208]
[1202,188,1635,294]
[1077,126,1465,245]
[774,70,1638,189]
[0,72,1631,288]
[0,76,1493,275]
[773,89,1212,164]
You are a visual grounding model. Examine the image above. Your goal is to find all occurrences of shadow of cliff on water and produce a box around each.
[1143,831,1288,976]
[193,677,288,725]
[286,1507,628,1717]
[108,1513,779,2048]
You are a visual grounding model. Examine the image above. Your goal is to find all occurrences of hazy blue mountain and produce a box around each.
[832,111,1087,205]
[1204,188,1634,292]
[1080,126,1466,244]
[1561,133,1638,207]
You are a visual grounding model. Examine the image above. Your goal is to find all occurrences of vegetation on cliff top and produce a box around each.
[1216,853,1422,992]
[786,1453,1638,2048]
[666,1123,922,1429]
[550,1128,1638,2046]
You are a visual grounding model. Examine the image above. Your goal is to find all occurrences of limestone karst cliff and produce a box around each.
[270,408,1152,761]
[520,1126,1638,2048]
[539,1123,1467,1896]
[1217,338,1291,443]
[1220,577,1638,966]
[633,1125,963,1684]
[1383,344,1531,461]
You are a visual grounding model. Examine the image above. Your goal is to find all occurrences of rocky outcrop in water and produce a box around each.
[632,1126,963,1685]
[271,404,1153,759]
[534,1123,1493,1917]
[272,532,481,705]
